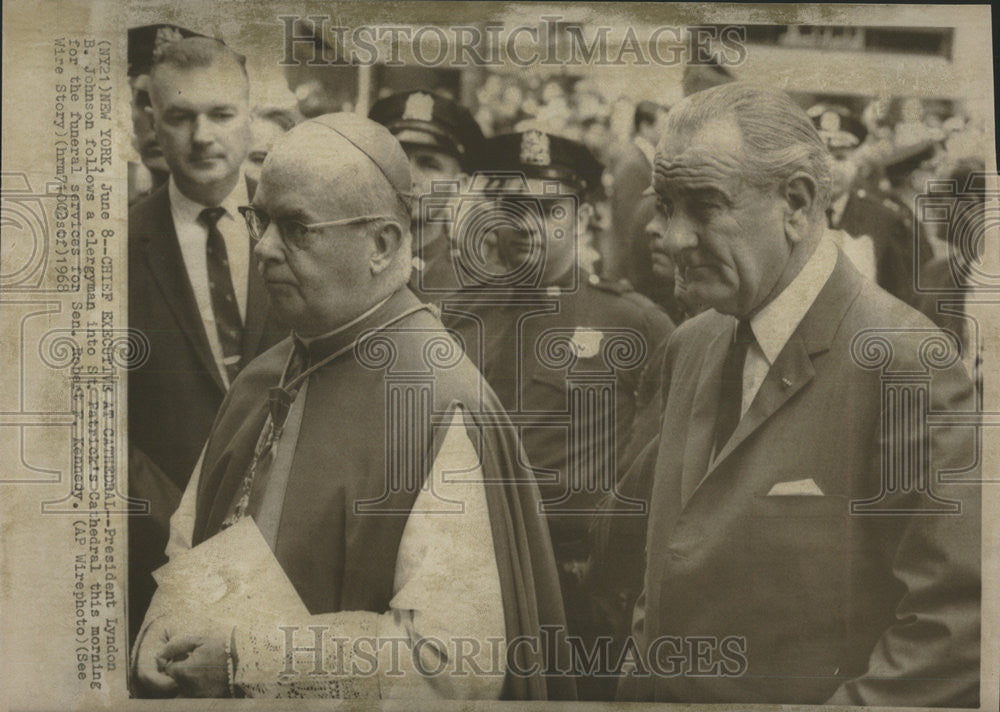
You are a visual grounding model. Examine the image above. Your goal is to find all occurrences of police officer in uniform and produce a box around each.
[369,90,485,304]
[442,130,674,699]
[810,102,930,309]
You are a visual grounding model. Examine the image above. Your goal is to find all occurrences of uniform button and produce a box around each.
[588,273,600,286]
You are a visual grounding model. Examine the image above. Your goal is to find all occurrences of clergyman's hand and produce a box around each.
[160,634,231,698]
[134,616,178,697]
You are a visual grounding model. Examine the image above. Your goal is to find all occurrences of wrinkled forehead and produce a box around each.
[653,117,746,195]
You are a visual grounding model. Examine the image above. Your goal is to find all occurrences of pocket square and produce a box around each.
[766,478,825,496]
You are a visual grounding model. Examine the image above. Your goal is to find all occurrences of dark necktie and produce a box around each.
[715,319,755,454]
[199,207,244,384]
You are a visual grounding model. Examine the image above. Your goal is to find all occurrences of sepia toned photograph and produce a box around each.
[1,2,997,710]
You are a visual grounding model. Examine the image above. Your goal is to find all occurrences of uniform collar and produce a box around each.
[748,237,837,365]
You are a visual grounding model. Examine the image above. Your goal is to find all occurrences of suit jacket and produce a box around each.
[127,181,283,641]
[619,250,980,707]
[128,181,280,488]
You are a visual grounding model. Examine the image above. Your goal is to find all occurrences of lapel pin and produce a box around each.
[781,376,793,388]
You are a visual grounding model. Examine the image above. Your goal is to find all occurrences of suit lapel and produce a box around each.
[707,333,815,477]
[140,186,226,394]
[682,250,865,506]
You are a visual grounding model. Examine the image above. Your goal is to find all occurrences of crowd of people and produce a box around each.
[125,24,985,706]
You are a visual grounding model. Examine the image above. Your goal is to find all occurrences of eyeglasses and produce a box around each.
[238,206,399,250]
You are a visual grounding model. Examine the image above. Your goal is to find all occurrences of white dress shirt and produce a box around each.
[741,236,838,416]
[168,176,251,387]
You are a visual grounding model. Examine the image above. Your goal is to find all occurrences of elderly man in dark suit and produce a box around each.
[128,37,281,642]
[618,83,980,707]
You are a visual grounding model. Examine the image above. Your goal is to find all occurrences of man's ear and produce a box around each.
[370,221,404,275]
[783,172,817,244]
[144,105,157,130]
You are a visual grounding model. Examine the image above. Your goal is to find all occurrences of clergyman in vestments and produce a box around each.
[132,112,575,701]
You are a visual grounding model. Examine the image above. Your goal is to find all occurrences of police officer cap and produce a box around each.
[481,131,604,196]
[807,103,868,150]
[128,24,206,77]
[369,90,485,173]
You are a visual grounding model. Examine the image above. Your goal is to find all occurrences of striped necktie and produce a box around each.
[199,206,244,384]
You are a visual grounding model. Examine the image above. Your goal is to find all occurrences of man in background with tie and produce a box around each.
[128,36,280,645]
[618,82,980,707]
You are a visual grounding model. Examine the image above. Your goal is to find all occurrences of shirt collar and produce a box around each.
[168,173,248,226]
[634,135,656,166]
[749,236,837,365]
